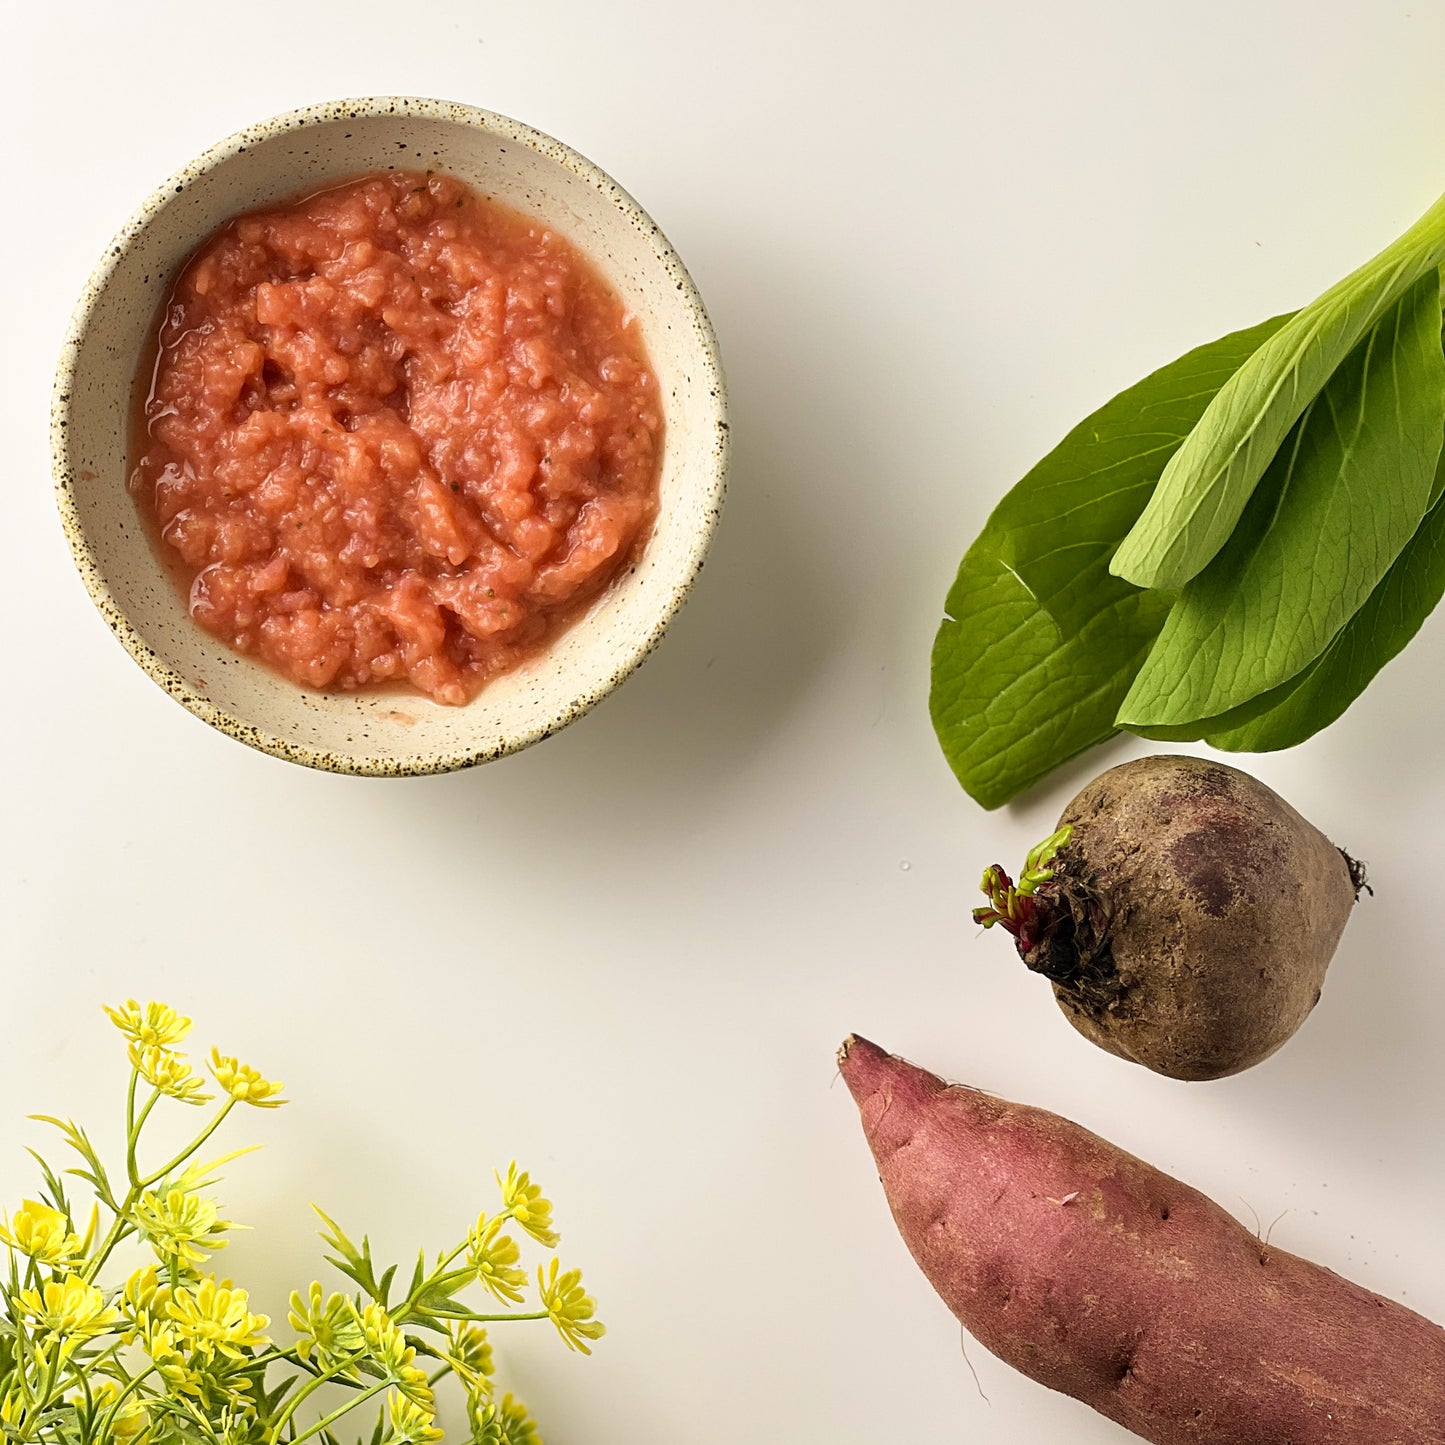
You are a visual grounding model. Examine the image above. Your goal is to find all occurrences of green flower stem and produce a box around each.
[256,1349,367,1390]
[94,1362,156,1444]
[285,1378,390,1445]
[278,1354,336,1384]
[17,1344,63,1443]
[421,1307,548,1324]
[138,1099,236,1190]
[83,1069,178,1280]
[81,1214,134,1284]
[265,1350,368,1445]
[124,1070,140,1179]
[128,1090,164,1172]
[9,1314,33,1397]
[83,1339,123,1374]
[392,1243,471,1321]
[429,1267,476,1294]
[250,1347,305,1370]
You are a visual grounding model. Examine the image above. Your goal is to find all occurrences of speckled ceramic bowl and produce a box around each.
[53,96,727,775]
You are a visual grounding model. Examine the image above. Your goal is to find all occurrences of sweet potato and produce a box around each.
[840,1035,1445,1443]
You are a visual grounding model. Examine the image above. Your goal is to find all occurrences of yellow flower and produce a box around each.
[0,1199,85,1266]
[471,1392,541,1445]
[134,1187,231,1269]
[137,1315,198,1397]
[396,1367,434,1411]
[120,1264,173,1343]
[123,1264,165,1316]
[353,1300,406,1366]
[104,999,192,1049]
[112,1399,149,1442]
[148,1339,208,1402]
[166,1277,270,1360]
[444,1322,494,1394]
[17,1275,121,1340]
[536,1259,605,1355]
[87,1379,149,1443]
[385,1392,443,1445]
[208,1051,286,1108]
[1,1393,26,1433]
[436,1323,494,1404]
[352,1302,431,1405]
[496,1163,558,1248]
[288,1282,363,1364]
[468,1214,527,1305]
[128,1043,212,1105]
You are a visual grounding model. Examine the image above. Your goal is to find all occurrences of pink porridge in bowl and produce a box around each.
[131,169,662,706]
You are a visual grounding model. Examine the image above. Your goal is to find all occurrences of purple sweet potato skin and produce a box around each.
[841,1036,1445,1444]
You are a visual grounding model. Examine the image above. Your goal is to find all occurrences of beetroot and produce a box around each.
[976,755,1363,1079]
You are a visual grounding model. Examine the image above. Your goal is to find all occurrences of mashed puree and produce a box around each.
[132,170,662,704]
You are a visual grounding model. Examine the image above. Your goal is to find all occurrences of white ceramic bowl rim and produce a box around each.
[52,95,727,776]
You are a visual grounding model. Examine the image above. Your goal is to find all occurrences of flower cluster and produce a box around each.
[287,1281,364,1365]
[469,1214,528,1305]
[0,999,604,1445]
[207,1051,286,1109]
[0,1200,87,1267]
[496,1164,559,1249]
[132,1186,232,1269]
[15,1275,119,1342]
[537,1259,607,1356]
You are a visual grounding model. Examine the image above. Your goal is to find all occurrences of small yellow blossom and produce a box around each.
[445,1322,495,1394]
[120,1264,173,1344]
[138,1317,189,1389]
[208,1051,286,1109]
[536,1258,605,1355]
[1,1393,26,1433]
[468,1214,527,1305]
[112,1399,149,1442]
[496,1163,558,1248]
[385,1391,443,1445]
[17,1275,121,1341]
[0,1199,85,1267]
[471,1392,541,1445]
[86,1378,149,1443]
[153,1361,203,1401]
[134,1187,232,1269]
[396,1366,434,1411]
[352,1302,431,1405]
[148,1340,211,1404]
[353,1300,407,1369]
[138,1316,178,1359]
[104,1000,192,1049]
[288,1282,364,1365]
[166,1277,270,1360]
[128,1043,212,1105]
[123,1264,165,1317]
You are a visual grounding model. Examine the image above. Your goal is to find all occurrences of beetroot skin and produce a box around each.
[979,755,1363,1080]
[840,1036,1445,1444]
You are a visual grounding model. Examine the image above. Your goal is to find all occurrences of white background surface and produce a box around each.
[6,3,1445,1440]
